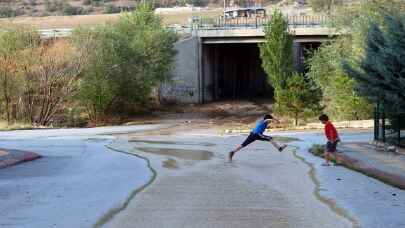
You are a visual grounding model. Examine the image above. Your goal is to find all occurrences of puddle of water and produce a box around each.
[162,158,179,169]
[129,139,216,147]
[134,147,213,161]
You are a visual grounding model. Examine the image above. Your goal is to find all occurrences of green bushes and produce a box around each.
[104,4,120,14]
[0,4,177,126]
[72,3,177,124]
[259,10,322,125]
[306,40,373,121]
[0,5,21,18]
[0,24,87,125]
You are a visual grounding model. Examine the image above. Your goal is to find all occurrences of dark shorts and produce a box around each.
[241,132,273,147]
[326,141,338,153]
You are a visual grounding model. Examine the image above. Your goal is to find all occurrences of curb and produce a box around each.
[0,149,42,169]
[339,154,405,190]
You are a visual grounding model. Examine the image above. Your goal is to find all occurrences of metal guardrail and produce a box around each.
[192,15,331,30]
[38,28,73,38]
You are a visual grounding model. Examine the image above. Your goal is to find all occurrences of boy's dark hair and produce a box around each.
[319,114,329,122]
[264,114,274,120]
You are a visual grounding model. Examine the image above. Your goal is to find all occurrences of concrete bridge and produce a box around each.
[34,16,336,105]
[160,16,337,104]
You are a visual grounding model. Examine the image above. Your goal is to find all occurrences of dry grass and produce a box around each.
[0,10,222,29]
[0,121,36,131]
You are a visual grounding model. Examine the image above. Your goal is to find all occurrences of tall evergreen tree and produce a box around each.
[259,9,323,125]
[277,73,323,126]
[343,14,405,114]
[259,9,293,90]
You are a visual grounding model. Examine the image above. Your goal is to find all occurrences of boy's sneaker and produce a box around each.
[229,151,235,162]
[278,145,287,152]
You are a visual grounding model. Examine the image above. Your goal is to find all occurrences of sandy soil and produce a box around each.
[0,10,221,29]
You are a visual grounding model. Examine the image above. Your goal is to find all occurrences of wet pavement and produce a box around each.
[107,134,352,228]
[0,125,162,228]
[286,130,405,228]
[0,125,404,228]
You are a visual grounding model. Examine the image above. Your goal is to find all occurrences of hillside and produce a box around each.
[0,0,279,18]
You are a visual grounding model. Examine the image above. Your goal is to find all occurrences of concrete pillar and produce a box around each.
[159,37,200,104]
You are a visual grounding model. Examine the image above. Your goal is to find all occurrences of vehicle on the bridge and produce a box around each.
[224,6,266,19]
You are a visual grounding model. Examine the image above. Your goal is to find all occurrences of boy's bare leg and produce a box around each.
[323,151,331,166]
[229,145,243,162]
[269,140,287,152]
[333,154,342,165]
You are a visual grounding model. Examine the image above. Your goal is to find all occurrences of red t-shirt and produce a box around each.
[325,121,338,142]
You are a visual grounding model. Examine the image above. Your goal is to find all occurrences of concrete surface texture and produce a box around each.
[287,131,405,228]
[1,125,405,228]
[339,142,405,189]
[0,125,161,228]
[160,37,201,104]
[106,134,353,228]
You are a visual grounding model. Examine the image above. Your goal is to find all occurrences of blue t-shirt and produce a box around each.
[252,119,268,134]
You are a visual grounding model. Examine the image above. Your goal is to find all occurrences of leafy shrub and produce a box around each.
[72,3,178,124]
[104,4,120,14]
[0,6,18,18]
[309,144,325,157]
[62,4,78,15]
[83,0,92,6]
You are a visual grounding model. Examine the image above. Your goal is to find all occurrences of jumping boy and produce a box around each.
[228,114,287,162]
[319,114,341,166]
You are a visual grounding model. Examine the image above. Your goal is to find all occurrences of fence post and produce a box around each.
[382,111,386,143]
[374,107,378,141]
[398,115,401,146]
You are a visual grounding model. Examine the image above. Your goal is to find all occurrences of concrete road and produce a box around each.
[0,125,163,228]
[107,130,405,228]
[105,132,345,228]
[1,126,404,228]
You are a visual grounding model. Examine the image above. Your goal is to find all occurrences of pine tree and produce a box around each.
[259,9,293,90]
[259,9,322,125]
[277,73,323,126]
[343,14,405,114]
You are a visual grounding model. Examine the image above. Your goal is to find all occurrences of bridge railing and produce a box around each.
[192,15,331,30]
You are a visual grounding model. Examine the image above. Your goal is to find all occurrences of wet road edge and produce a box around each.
[290,146,360,228]
[93,142,158,228]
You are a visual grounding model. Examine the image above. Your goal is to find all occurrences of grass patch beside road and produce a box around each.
[309,144,338,163]
[0,121,37,131]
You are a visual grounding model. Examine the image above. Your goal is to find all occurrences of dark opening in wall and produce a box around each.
[202,43,273,102]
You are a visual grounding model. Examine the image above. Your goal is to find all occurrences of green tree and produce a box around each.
[260,10,322,125]
[307,40,372,120]
[343,14,405,114]
[0,25,35,123]
[304,1,404,120]
[259,9,293,90]
[277,73,323,125]
[309,0,342,13]
[73,3,177,124]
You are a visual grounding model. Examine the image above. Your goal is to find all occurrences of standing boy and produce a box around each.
[319,114,341,166]
[228,114,287,162]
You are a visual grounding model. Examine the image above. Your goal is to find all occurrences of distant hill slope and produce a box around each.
[0,0,280,18]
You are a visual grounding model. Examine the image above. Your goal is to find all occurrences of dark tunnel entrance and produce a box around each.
[202,43,273,102]
[201,41,323,102]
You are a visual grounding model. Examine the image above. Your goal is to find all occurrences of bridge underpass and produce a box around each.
[201,43,271,101]
[200,37,323,102]
[160,27,334,104]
